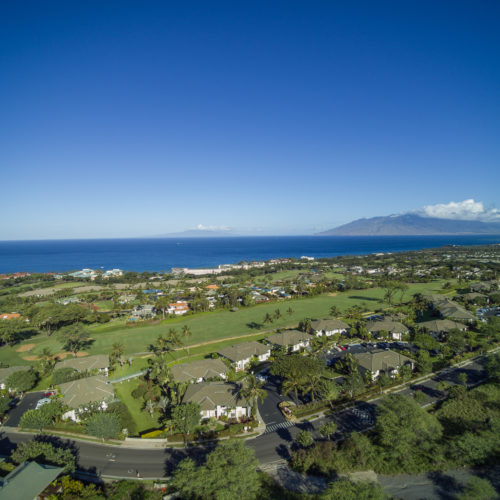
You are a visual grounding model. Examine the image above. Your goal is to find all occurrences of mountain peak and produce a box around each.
[317,214,500,236]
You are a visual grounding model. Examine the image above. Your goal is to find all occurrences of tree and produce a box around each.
[329,305,340,317]
[320,479,389,500]
[181,325,193,354]
[274,308,282,320]
[458,372,468,387]
[319,421,337,440]
[5,369,38,392]
[171,402,201,442]
[58,323,90,357]
[155,296,171,319]
[458,477,497,500]
[301,374,322,401]
[298,318,312,333]
[148,352,171,389]
[85,413,120,441]
[0,396,11,417]
[11,439,76,472]
[38,347,56,376]
[343,372,365,399]
[416,350,432,374]
[376,373,391,393]
[52,367,78,385]
[20,409,53,431]
[374,394,442,468]
[381,280,400,306]
[486,352,500,381]
[145,399,156,418]
[319,379,340,409]
[287,307,294,316]
[241,374,267,411]
[109,342,124,369]
[295,430,314,448]
[339,353,359,375]
[398,363,412,382]
[447,329,467,356]
[171,440,260,500]
[263,313,273,324]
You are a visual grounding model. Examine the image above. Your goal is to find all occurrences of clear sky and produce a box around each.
[1,1,499,239]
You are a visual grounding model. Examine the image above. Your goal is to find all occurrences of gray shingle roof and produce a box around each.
[182,382,249,411]
[266,330,312,346]
[171,358,228,383]
[59,375,114,408]
[417,319,467,333]
[56,354,109,372]
[366,320,408,334]
[218,341,270,362]
[353,349,412,374]
[310,319,349,331]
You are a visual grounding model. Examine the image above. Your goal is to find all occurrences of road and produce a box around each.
[0,352,493,487]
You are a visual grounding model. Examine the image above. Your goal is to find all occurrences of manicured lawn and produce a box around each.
[114,378,161,435]
[0,280,451,367]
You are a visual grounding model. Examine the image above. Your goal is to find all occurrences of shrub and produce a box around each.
[52,367,79,385]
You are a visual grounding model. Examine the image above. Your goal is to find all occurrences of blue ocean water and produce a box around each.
[0,235,499,274]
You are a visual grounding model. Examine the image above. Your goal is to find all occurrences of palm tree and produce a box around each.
[181,325,193,354]
[157,396,170,416]
[167,328,184,351]
[145,400,156,418]
[282,377,304,403]
[301,374,321,402]
[110,342,124,367]
[287,307,294,316]
[263,313,273,325]
[241,374,267,412]
[274,309,282,320]
[38,347,55,375]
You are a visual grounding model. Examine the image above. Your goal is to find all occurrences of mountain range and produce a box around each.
[317,214,500,236]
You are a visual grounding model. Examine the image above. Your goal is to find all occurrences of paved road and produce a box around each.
[0,352,493,484]
[0,430,208,479]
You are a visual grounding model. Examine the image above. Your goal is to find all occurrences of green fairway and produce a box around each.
[0,280,450,366]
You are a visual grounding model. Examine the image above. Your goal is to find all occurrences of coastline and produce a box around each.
[0,235,499,274]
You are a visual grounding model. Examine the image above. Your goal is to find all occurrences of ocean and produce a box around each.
[0,235,499,274]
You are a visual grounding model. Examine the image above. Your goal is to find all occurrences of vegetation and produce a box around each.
[171,440,260,500]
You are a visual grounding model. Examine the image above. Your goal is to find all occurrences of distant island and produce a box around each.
[317,214,500,236]
[155,228,239,238]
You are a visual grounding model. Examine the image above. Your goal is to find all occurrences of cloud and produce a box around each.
[415,199,500,221]
[194,224,231,231]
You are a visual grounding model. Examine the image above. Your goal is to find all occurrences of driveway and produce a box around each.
[5,391,45,427]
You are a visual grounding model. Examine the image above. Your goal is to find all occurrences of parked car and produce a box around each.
[35,398,51,410]
[42,391,56,398]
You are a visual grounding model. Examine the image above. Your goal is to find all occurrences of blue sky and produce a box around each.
[1,1,499,239]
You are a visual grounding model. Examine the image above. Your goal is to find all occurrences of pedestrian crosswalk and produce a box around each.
[264,420,296,434]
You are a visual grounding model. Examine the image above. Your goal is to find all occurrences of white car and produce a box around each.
[35,398,51,410]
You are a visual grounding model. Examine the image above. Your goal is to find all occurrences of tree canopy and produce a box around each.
[171,440,260,500]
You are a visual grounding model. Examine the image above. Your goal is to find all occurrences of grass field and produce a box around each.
[113,378,161,434]
[0,280,451,367]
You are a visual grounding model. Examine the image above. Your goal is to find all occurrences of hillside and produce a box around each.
[317,214,500,236]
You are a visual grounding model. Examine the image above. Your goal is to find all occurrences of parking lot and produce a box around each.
[5,391,46,427]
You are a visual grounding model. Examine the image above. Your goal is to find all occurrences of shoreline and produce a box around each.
[0,236,499,275]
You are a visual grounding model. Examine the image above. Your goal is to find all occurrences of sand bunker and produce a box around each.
[16,343,35,353]
[22,355,40,361]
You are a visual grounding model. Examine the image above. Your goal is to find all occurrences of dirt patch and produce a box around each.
[76,351,88,357]
[22,355,40,361]
[16,343,35,353]
[327,292,338,297]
